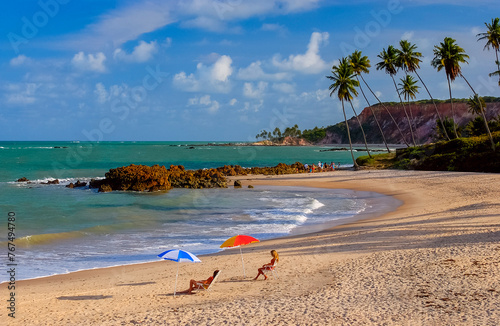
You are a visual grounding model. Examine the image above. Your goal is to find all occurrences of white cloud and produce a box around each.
[280,88,329,104]
[56,0,321,51]
[114,41,158,62]
[5,83,39,105]
[181,16,228,32]
[272,32,330,74]
[261,23,288,36]
[177,0,319,23]
[187,94,220,113]
[61,2,172,51]
[173,54,233,93]
[93,83,131,104]
[10,55,30,66]
[243,81,268,98]
[272,82,295,93]
[71,52,106,73]
[239,100,264,112]
[212,55,233,82]
[94,83,109,103]
[229,98,238,106]
[237,61,291,81]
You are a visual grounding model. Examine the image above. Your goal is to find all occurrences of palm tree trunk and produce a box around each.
[446,75,459,138]
[391,75,416,146]
[348,99,372,158]
[356,76,391,153]
[496,50,500,73]
[407,99,418,145]
[414,70,450,141]
[360,75,410,147]
[342,100,359,169]
[496,50,500,85]
[460,73,496,151]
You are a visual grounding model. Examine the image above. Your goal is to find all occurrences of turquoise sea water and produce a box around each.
[0,141,400,282]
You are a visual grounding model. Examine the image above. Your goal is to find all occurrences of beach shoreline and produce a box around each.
[6,170,500,325]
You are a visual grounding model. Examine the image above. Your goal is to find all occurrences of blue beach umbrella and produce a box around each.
[158,249,201,296]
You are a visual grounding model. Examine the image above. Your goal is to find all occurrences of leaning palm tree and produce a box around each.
[327,58,360,169]
[349,50,391,153]
[467,95,495,150]
[477,17,500,85]
[376,45,412,146]
[461,82,496,151]
[347,98,372,158]
[349,53,409,147]
[397,39,450,140]
[431,37,469,139]
[398,75,420,146]
[490,60,500,86]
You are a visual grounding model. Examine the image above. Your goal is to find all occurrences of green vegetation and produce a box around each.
[357,131,500,172]
[256,124,301,142]
[301,127,326,143]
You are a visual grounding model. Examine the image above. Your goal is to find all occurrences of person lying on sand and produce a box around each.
[254,250,279,280]
[178,270,220,294]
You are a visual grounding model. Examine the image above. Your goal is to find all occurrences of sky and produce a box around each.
[0,0,499,141]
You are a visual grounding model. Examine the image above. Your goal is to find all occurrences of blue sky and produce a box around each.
[1,0,499,141]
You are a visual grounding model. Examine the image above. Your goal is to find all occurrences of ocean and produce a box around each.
[0,141,400,282]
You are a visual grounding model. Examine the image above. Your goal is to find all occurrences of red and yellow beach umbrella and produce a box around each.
[220,235,259,277]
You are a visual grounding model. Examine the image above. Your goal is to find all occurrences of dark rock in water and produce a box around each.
[99,184,113,192]
[234,180,242,188]
[74,180,87,187]
[319,148,348,152]
[66,180,87,188]
[187,146,195,149]
[53,146,68,149]
[42,179,59,185]
[17,177,29,182]
[248,185,254,188]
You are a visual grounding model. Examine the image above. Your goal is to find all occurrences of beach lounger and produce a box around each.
[263,261,278,279]
[194,270,221,292]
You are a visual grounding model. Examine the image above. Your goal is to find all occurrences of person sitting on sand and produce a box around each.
[179,270,219,294]
[254,250,279,280]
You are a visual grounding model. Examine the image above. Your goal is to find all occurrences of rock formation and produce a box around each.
[88,162,307,192]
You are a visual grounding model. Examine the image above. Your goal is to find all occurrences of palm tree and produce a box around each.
[397,39,450,140]
[349,50,391,153]
[462,89,496,151]
[490,61,500,86]
[327,58,360,169]
[431,37,469,139]
[347,99,372,158]
[477,17,500,85]
[398,75,420,145]
[349,56,409,148]
[376,45,413,146]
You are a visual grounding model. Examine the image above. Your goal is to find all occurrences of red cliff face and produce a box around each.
[323,102,500,144]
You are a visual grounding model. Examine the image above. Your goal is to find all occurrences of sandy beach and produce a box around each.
[4,170,500,325]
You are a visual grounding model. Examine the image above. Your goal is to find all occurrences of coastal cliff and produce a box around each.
[318,101,500,145]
